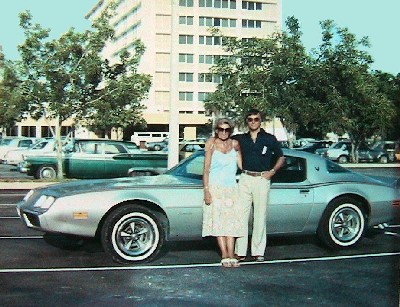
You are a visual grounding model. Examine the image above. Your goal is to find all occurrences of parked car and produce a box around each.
[0,137,37,162]
[315,141,351,163]
[17,149,400,264]
[3,137,60,166]
[146,138,168,151]
[179,141,205,160]
[19,139,167,179]
[372,141,400,162]
[294,140,333,154]
[293,138,317,148]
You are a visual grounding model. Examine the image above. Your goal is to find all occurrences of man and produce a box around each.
[234,108,285,261]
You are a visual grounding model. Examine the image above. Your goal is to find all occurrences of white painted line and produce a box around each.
[0,236,43,239]
[0,252,399,274]
[0,217,19,219]
[384,231,400,237]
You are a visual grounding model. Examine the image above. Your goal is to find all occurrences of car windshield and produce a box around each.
[166,151,204,179]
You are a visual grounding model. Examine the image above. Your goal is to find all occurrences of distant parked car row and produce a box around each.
[314,140,399,163]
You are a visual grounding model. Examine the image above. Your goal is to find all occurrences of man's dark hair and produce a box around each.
[245,108,264,121]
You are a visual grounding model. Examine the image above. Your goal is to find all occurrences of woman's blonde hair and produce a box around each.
[214,117,235,137]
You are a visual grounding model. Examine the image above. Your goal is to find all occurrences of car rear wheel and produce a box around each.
[153,145,161,151]
[36,165,57,179]
[317,197,366,249]
[101,204,165,264]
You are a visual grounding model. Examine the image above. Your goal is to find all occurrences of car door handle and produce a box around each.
[300,189,310,194]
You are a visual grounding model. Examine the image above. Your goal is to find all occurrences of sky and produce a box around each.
[1,0,399,75]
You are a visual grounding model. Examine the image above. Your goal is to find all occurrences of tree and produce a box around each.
[0,6,151,178]
[205,17,395,161]
[312,20,395,161]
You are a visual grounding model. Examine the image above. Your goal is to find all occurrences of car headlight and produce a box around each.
[33,195,56,209]
[23,189,35,202]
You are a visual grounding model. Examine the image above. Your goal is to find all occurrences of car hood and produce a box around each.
[34,174,200,197]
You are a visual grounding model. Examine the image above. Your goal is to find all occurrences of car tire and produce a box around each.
[37,165,57,179]
[379,155,388,164]
[101,204,165,264]
[338,155,349,163]
[154,145,161,151]
[317,197,366,249]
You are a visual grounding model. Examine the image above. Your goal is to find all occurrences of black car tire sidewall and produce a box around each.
[101,204,165,264]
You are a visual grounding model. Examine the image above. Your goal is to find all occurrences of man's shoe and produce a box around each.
[253,256,264,262]
[234,254,246,261]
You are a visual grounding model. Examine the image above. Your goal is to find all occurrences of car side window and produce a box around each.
[272,156,306,183]
[104,144,128,154]
[80,142,99,154]
[19,140,33,148]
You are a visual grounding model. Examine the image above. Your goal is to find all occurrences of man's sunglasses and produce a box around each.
[247,117,261,123]
[217,127,232,133]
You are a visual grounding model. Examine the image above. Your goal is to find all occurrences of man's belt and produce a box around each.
[242,170,265,177]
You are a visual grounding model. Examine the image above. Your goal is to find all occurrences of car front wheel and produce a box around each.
[338,155,349,163]
[101,204,165,264]
[36,165,57,179]
[317,197,366,249]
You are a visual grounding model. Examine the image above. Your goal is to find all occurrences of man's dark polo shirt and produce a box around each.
[233,128,283,172]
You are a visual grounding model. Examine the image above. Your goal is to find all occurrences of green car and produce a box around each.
[19,139,168,179]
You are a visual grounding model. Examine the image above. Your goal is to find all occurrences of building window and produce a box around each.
[242,1,262,10]
[199,17,236,28]
[179,53,194,63]
[199,54,222,64]
[199,73,220,83]
[198,92,211,101]
[179,16,194,25]
[179,72,194,82]
[199,0,236,9]
[179,35,194,44]
[242,19,262,28]
[179,92,194,101]
[199,35,221,46]
[179,0,194,7]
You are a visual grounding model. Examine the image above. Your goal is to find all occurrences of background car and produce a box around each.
[3,137,61,166]
[179,141,205,160]
[20,139,167,179]
[0,137,37,163]
[316,141,395,163]
[17,149,400,264]
[294,140,333,154]
[146,138,168,151]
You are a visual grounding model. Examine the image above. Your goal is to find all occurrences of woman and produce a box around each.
[202,118,244,268]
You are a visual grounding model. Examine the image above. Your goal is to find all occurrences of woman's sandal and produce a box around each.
[221,258,232,268]
[229,258,240,268]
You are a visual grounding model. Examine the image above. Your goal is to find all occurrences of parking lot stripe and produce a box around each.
[0,251,399,274]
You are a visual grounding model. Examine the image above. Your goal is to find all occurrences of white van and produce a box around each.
[131,132,169,147]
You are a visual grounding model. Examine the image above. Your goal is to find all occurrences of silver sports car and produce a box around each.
[17,149,400,264]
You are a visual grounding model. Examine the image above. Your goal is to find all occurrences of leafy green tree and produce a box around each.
[205,17,395,161]
[372,71,400,141]
[312,20,395,161]
[1,6,151,178]
[0,59,26,131]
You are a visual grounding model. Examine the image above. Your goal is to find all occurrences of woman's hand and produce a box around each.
[204,190,212,205]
